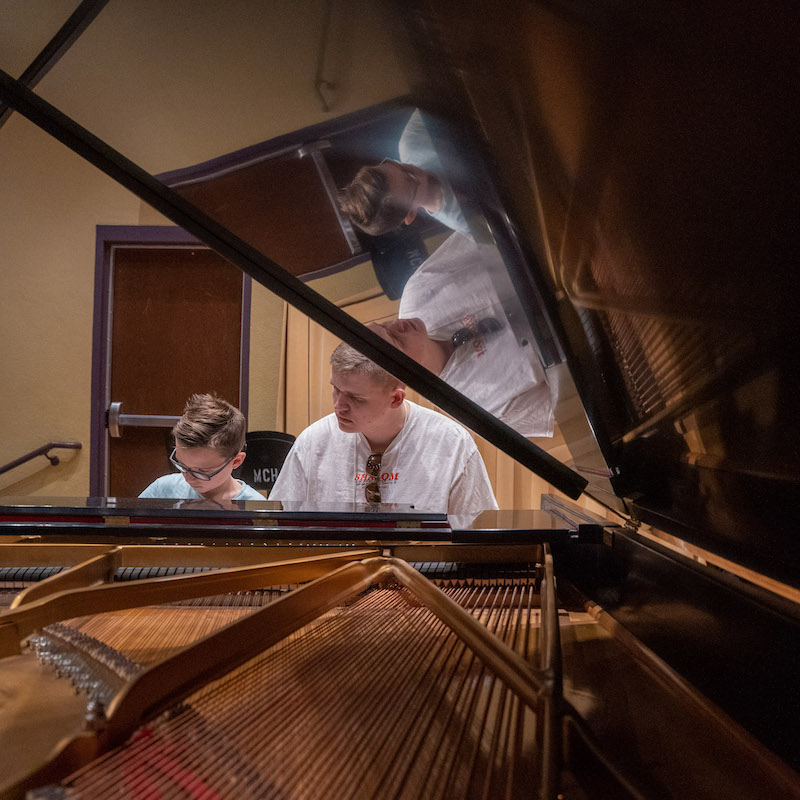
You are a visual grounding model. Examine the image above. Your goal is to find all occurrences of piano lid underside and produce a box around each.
[401,0,800,583]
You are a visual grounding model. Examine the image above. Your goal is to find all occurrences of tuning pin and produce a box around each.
[83,699,107,732]
[26,785,67,799]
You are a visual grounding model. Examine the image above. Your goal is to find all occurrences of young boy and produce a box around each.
[139,393,264,502]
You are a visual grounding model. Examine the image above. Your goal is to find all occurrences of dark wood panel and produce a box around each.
[110,248,241,413]
[177,156,351,277]
[109,427,173,498]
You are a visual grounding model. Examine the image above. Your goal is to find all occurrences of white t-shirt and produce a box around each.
[269,402,497,515]
[139,473,264,501]
[399,233,555,437]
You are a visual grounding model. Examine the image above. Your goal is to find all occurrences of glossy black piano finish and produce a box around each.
[0,498,591,545]
[399,0,800,588]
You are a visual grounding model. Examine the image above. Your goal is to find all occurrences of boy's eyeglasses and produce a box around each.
[169,447,238,482]
[380,159,420,219]
[365,452,382,504]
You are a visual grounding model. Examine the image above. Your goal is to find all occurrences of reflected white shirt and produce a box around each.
[399,233,555,437]
[269,402,497,515]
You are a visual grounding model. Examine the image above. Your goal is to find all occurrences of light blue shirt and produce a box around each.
[139,473,264,501]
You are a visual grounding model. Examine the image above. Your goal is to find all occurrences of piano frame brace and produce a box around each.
[0,549,379,655]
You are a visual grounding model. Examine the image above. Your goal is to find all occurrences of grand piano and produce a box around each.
[0,1,798,798]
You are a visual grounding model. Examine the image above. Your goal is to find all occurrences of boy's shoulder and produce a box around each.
[139,473,197,499]
[234,480,266,501]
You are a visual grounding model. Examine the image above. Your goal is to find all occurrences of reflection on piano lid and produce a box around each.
[0,0,799,797]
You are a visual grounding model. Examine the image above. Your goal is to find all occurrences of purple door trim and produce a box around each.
[89,225,251,496]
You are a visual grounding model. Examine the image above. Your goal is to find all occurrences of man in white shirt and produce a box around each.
[370,233,555,438]
[269,342,498,516]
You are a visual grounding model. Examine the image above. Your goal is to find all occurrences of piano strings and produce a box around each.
[50,580,544,800]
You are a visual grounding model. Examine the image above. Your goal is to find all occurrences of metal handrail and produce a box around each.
[0,442,82,476]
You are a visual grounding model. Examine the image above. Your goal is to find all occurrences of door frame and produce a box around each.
[89,225,252,496]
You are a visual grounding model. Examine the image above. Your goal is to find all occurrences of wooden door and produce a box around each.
[107,247,243,497]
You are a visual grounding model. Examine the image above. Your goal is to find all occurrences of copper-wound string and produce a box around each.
[373,585,486,797]
[64,602,349,798]
[452,584,534,799]
[457,584,517,800]
[61,598,332,796]
[437,585,518,800]
[254,589,431,797]
[182,593,406,798]
[275,586,470,799]
[381,583,509,798]
[407,584,505,799]
[432,588,501,799]
[350,586,476,799]
[400,585,495,800]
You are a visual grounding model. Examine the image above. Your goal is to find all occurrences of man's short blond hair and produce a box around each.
[338,165,408,236]
[329,341,402,389]
[172,393,246,457]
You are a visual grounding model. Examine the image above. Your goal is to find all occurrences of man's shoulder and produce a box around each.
[290,413,346,456]
[408,403,475,444]
[295,413,338,441]
[399,110,437,168]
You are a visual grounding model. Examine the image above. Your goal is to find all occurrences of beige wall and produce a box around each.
[0,0,408,496]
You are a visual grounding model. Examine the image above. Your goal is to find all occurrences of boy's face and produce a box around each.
[173,444,245,496]
[378,162,438,223]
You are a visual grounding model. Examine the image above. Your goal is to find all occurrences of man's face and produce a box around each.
[330,370,401,434]
[173,443,243,496]
[368,319,440,373]
[379,162,435,223]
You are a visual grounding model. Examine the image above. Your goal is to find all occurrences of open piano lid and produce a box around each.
[0,1,797,587]
[1,4,800,794]
[397,0,800,588]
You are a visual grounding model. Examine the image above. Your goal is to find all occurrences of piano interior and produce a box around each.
[1,1,798,799]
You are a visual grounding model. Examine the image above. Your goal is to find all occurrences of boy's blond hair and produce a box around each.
[329,342,402,390]
[172,394,246,457]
